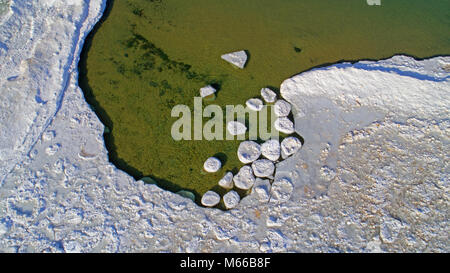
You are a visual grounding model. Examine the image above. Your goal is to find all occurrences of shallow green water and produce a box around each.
[80,0,450,203]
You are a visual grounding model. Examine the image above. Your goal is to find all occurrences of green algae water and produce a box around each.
[80,0,450,203]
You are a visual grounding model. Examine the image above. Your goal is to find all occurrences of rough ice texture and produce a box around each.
[237,141,261,164]
[203,157,221,173]
[0,0,449,253]
[221,50,247,69]
[201,191,220,207]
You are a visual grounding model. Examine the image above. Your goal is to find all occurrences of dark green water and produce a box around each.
[79,0,450,204]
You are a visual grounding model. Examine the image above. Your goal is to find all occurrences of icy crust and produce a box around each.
[0,0,106,189]
[0,1,449,252]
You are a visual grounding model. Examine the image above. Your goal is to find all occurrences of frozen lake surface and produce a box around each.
[0,0,448,252]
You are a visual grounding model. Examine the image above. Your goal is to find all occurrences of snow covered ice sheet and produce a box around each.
[0,0,449,253]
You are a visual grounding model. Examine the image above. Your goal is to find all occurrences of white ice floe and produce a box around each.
[221,50,248,69]
[274,99,291,117]
[280,136,302,159]
[261,139,280,162]
[274,117,295,134]
[201,191,220,207]
[218,172,234,189]
[233,165,256,190]
[261,88,277,103]
[227,121,247,136]
[203,157,222,173]
[237,141,261,164]
[246,98,264,111]
[223,191,240,209]
[252,178,271,203]
[199,85,217,98]
[252,159,275,178]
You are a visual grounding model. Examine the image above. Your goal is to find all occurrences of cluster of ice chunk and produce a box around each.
[201,53,302,209]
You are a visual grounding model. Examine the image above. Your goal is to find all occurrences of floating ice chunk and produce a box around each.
[201,191,220,207]
[218,172,234,189]
[261,139,280,161]
[200,85,217,98]
[203,157,222,172]
[227,121,247,135]
[221,50,248,69]
[252,178,271,202]
[237,141,261,164]
[233,165,256,190]
[270,177,293,204]
[223,190,240,209]
[274,99,291,117]
[246,98,264,111]
[274,117,295,134]
[280,136,302,158]
[260,88,277,103]
[251,159,275,178]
